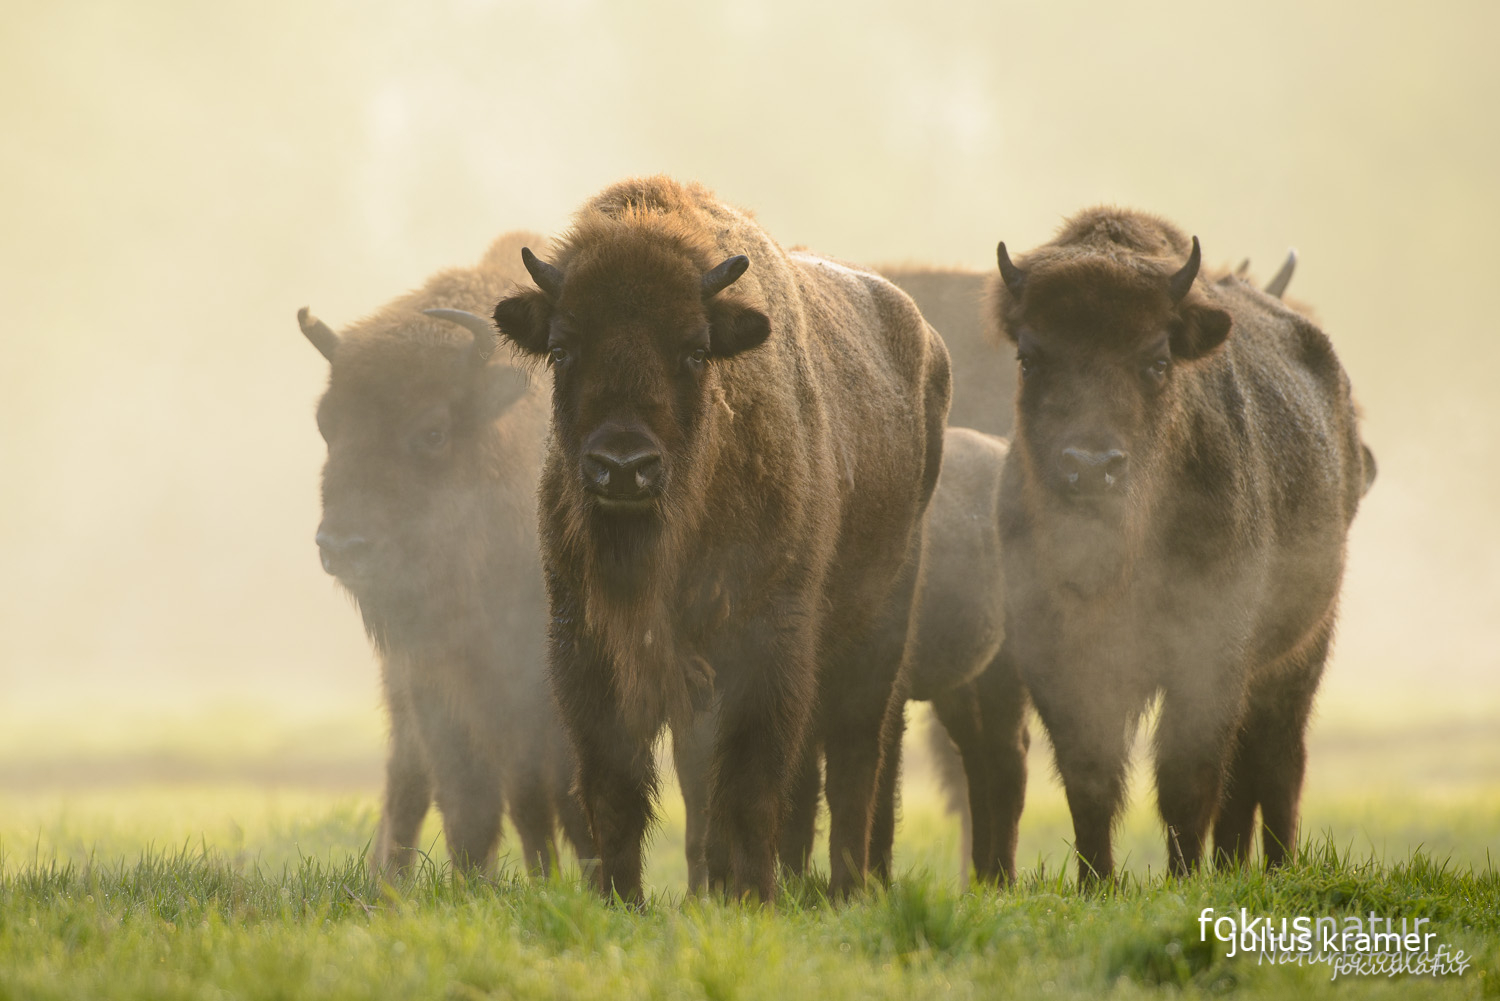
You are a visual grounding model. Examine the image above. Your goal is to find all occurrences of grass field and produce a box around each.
[1,706,1496,999]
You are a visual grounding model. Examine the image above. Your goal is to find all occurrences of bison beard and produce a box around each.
[495,177,950,903]
[992,208,1373,886]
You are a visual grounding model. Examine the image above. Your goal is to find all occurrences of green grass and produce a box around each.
[1,706,1496,998]
[0,836,1493,1000]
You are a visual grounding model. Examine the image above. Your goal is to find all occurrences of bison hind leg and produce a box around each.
[1218,624,1331,869]
[779,740,822,879]
[961,648,1031,885]
[505,766,563,876]
[1211,736,1259,869]
[671,713,716,894]
[373,742,433,876]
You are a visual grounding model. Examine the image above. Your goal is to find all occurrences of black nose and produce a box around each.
[582,447,663,501]
[315,529,370,576]
[1060,448,1128,495]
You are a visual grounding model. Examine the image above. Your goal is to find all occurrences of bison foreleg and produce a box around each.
[704,620,816,903]
[410,686,504,874]
[373,704,433,876]
[1154,687,1241,878]
[571,715,657,905]
[1028,661,1134,887]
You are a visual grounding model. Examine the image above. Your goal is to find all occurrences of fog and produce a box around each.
[1,0,1496,740]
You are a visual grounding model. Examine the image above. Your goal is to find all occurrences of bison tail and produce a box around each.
[919,327,954,508]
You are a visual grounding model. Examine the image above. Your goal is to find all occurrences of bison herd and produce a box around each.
[299,177,1374,901]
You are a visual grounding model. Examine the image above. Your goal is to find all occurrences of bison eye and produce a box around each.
[687,347,708,365]
[422,428,448,450]
[1143,357,1169,382]
[548,346,570,366]
[1017,352,1036,378]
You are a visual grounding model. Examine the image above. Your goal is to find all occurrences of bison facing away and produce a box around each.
[493,177,951,902]
[300,233,589,874]
[882,428,1029,885]
[879,267,1014,437]
[991,209,1373,884]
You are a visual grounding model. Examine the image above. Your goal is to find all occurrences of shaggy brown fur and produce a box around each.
[302,233,589,875]
[493,177,950,902]
[879,267,1014,435]
[991,207,1374,885]
[676,428,1030,889]
[681,426,1032,888]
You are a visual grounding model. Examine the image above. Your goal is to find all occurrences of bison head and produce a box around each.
[492,232,769,549]
[300,306,532,632]
[995,234,1232,520]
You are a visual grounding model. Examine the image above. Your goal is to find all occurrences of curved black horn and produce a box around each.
[702,255,750,299]
[298,307,339,362]
[997,242,1026,296]
[423,308,500,364]
[521,247,564,300]
[1168,236,1202,303]
[1265,249,1297,299]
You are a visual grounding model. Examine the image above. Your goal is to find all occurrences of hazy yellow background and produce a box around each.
[2,0,1496,759]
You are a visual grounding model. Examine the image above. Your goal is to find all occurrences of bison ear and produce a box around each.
[1171,303,1232,360]
[475,361,532,421]
[492,288,552,357]
[707,299,771,359]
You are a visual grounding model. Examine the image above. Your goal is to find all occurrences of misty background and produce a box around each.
[1,0,1496,764]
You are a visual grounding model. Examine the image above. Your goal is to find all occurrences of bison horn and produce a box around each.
[521,247,564,300]
[1264,249,1296,299]
[423,308,499,364]
[997,242,1026,296]
[702,255,750,299]
[1168,236,1202,303]
[298,307,340,362]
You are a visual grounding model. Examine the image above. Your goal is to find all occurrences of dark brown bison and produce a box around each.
[674,427,1029,889]
[299,233,589,874]
[492,177,951,902]
[879,267,1013,436]
[911,251,1303,876]
[991,208,1373,884]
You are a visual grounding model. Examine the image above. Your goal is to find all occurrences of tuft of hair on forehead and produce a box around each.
[995,206,1210,347]
[558,187,722,272]
[542,177,746,321]
[1051,206,1194,260]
